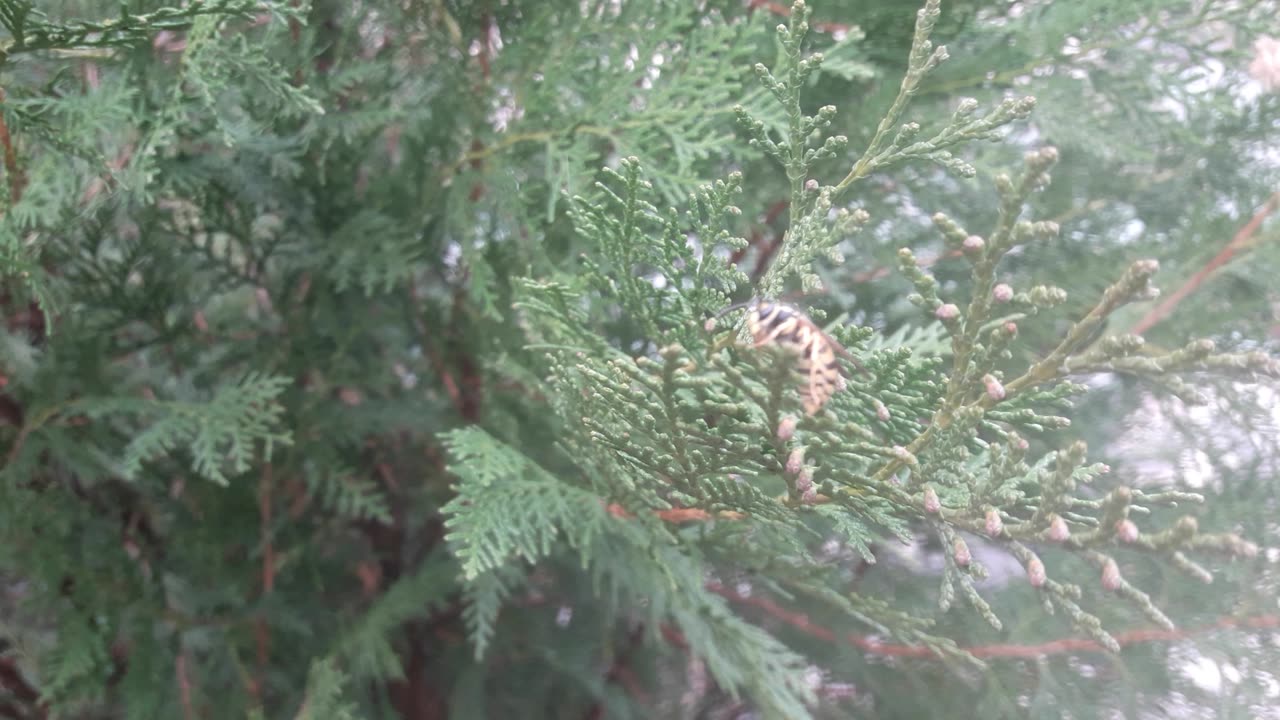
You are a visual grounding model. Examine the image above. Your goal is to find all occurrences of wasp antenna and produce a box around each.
[822,330,873,376]
[847,354,874,378]
[712,299,756,319]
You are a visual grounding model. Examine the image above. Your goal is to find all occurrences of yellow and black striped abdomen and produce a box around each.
[745,302,844,415]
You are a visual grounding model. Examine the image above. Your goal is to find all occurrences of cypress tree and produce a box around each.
[2,1,1277,717]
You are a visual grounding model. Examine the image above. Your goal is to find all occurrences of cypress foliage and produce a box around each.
[1,1,1277,718]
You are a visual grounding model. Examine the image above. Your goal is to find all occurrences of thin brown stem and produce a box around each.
[1130,192,1280,336]
[252,463,275,707]
[175,652,197,720]
[0,90,26,204]
[710,582,1280,660]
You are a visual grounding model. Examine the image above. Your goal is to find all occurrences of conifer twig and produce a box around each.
[831,0,947,201]
[850,201,1103,285]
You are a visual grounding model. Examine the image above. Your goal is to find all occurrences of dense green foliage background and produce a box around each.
[1,0,1278,718]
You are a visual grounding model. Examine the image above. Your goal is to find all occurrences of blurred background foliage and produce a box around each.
[1,0,1278,718]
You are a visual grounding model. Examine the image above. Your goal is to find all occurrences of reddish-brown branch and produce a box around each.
[0,659,41,708]
[1131,192,1280,336]
[748,201,795,283]
[451,296,484,422]
[583,624,649,720]
[387,628,448,720]
[747,0,853,35]
[707,582,838,641]
[729,199,790,269]
[477,12,493,80]
[426,341,465,412]
[260,464,276,595]
[252,464,275,705]
[175,652,196,720]
[80,143,135,205]
[409,279,467,416]
[727,233,757,268]
[0,90,26,205]
[605,503,744,523]
[659,623,689,650]
[708,582,1280,660]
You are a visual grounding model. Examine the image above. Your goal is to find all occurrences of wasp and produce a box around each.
[714,300,868,415]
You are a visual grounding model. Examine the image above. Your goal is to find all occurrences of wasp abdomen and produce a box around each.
[741,301,849,415]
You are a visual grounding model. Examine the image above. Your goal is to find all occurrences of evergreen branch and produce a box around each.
[441,427,612,582]
[831,0,948,199]
[851,195,1095,287]
[917,2,1258,97]
[997,259,1163,400]
[0,0,259,56]
[72,373,293,486]
[294,659,359,720]
[6,0,1276,714]
[855,150,1160,493]
[743,0,1034,296]
[331,551,457,681]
